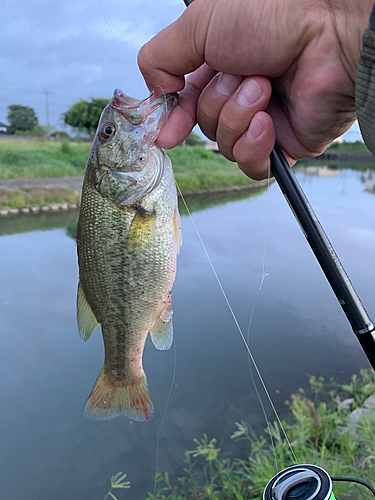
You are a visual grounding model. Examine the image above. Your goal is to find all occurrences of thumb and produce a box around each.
[138,0,214,93]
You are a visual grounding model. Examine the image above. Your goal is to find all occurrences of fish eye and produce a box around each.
[100,122,115,139]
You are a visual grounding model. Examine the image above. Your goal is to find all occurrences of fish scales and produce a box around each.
[76,90,180,421]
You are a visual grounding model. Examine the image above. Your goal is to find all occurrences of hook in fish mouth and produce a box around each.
[111,89,178,125]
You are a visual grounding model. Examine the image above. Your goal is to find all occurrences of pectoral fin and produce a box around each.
[126,210,156,254]
[77,281,99,342]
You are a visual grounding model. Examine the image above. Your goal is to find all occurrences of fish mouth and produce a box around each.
[111,89,178,128]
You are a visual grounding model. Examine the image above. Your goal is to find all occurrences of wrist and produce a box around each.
[326,0,374,82]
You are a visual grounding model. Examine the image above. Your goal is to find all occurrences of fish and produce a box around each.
[76,89,181,421]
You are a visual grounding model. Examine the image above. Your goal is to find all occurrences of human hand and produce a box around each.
[138,0,372,179]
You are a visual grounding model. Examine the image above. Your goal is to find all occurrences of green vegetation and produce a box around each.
[0,187,80,209]
[0,139,259,195]
[185,132,205,147]
[0,139,90,179]
[7,104,39,135]
[326,140,370,154]
[169,145,257,193]
[15,124,47,137]
[63,97,109,137]
[0,210,79,237]
[104,472,131,500]
[178,187,268,216]
[140,370,375,500]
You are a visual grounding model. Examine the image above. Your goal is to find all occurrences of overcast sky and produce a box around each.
[0,0,184,129]
[0,0,361,141]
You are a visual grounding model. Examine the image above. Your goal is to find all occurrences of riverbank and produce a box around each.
[147,370,375,500]
[0,175,270,215]
[0,139,266,213]
[1,138,373,214]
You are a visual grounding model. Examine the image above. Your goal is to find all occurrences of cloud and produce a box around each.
[0,0,184,127]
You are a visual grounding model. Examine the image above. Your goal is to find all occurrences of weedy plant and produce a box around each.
[103,472,131,500]
[145,369,375,500]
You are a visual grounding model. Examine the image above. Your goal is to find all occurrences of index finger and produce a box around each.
[157,64,217,149]
[138,0,214,93]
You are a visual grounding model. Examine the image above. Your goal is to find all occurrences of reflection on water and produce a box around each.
[0,168,374,500]
[178,185,268,215]
[303,165,338,177]
[0,210,79,237]
[365,169,375,193]
[0,185,267,240]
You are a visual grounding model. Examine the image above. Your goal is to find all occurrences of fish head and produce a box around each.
[90,89,178,206]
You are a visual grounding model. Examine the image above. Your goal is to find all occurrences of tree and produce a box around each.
[63,97,109,137]
[186,131,204,146]
[7,104,39,134]
[15,124,46,137]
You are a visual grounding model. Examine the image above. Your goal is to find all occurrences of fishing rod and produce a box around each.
[181,0,375,370]
[179,0,375,498]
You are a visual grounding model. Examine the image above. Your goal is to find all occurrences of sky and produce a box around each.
[0,0,362,142]
[0,0,185,130]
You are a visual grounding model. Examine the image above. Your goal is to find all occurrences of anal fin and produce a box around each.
[77,281,99,342]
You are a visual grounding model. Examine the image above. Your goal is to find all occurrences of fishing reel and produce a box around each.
[264,465,375,500]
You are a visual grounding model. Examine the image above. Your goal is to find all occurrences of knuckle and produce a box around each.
[217,143,235,162]
[137,43,149,73]
[234,149,251,167]
[198,101,219,124]
[219,113,242,136]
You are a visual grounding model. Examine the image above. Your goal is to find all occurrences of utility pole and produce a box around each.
[42,89,51,138]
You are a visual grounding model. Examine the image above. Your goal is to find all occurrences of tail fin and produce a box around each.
[84,367,155,421]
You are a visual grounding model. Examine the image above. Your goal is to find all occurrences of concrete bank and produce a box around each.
[0,176,270,216]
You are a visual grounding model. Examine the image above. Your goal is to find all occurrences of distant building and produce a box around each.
[0,122,8,134]
[204,139,219,152]
[332,136,343,144]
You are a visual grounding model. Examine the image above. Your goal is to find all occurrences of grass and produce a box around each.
[141,369,375,500]
[0,139,90,179]
[1,139,373,209]
[0,140,260,207]
[169,146,257,192]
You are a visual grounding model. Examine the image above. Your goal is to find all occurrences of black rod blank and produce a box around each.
[271,143,375,368]
[180,0,375,369]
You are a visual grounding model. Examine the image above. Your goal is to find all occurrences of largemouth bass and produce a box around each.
[76,89,181,421]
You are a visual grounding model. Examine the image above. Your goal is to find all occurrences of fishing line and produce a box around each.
[245,165,280,472]
[96,0,127,67]
[176,181,298,465]
[153,337,177,496]
[95,0,297,473]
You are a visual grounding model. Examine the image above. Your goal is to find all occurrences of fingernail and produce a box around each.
[247,117,263,140]
[216,73,241,97]
[237,79,262,107]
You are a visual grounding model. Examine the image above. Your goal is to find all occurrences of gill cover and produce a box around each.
[96,89,178,206]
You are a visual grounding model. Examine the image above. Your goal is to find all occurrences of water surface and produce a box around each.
[0,168,374,499]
